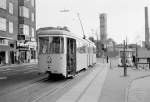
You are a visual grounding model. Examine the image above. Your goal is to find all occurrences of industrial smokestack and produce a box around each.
[145,6,149,48]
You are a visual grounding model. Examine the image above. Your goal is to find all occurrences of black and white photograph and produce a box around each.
[0,0,150,102]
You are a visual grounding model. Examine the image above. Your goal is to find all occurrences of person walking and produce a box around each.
[132,54,135,67]
[106,56,109,63]
[0,55,2,64]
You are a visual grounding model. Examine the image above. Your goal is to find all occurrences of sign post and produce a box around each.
[123,40,127,76]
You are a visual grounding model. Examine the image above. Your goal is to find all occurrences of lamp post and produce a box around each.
[123,40,127,76]
[136,43,138,69]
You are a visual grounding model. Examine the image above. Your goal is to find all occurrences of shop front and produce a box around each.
[17,41,37,63]
[0,45,16,65]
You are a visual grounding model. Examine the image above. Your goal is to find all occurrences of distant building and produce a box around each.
[100,13,107,42]
[0,0,36,65]
[99,13,107,57]
[145,7,150,48]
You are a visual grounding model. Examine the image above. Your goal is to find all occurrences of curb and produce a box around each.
[125,74,150,102]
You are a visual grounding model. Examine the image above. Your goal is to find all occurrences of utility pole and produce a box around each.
[123,40,127,76]
[60,10,86,39]
[77,13,86,39]
[136,43,138,69]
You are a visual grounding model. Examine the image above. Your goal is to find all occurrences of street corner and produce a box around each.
[127,76,150,102]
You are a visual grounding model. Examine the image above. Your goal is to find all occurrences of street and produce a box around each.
[0,61,104,102]
[0,64,46,96]
[1,58,150,102]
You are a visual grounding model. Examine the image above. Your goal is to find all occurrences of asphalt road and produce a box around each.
[0,64,46,96]
[0,58,116,102]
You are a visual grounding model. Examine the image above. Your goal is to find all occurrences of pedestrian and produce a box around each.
[106,56,109,63]
[0,55,2,64]
[132,54,135,66]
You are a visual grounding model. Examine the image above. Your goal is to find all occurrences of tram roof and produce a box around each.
[36,27,96,46]
[37,28,82,38]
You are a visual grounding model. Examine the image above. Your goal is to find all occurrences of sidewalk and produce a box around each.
[128,74,150,102]
[99,62,150,102]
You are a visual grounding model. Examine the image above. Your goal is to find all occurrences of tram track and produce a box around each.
[0,74,48,96]
[0,73,73,102]
[32,78,72,102]
[0,67,96,102]
[32,68,97,102]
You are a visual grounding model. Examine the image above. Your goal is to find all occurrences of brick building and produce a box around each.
[17,0,36,63]
[0,0,36,65]
[0,0,18,64]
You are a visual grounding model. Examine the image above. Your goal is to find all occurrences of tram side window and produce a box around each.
[39,37,49,54]
[49,37,64,54]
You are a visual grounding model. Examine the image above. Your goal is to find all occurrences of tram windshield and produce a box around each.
[39,36,64,54]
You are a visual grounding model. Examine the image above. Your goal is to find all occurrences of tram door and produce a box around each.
[67,38,76,76]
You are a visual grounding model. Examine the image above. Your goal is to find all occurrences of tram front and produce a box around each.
[38,36,67,77]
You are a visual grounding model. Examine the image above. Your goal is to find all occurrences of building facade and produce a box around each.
[0,0,36,65]
[0,0,18,64]
[17,0,36,63]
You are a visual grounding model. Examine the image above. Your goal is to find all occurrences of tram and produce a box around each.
[37,27,96,78]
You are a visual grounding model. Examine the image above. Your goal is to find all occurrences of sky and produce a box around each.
[36,0,150,44]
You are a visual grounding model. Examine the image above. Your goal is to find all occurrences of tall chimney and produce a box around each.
[145,6,149,48]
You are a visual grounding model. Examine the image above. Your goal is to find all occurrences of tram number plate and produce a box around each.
[47,56,52,68]
[47,56,52,63]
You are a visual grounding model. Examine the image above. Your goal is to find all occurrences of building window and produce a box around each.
[19,6,29,18]
[0,39,8,45]
[19,24,29,35]
[9,2,13,14]
[9,21,13,33]
[31,0,34,7]
[31,13,34,22]
[0,17,6,31]
[0,0,6,9]
[31,28,34,37]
